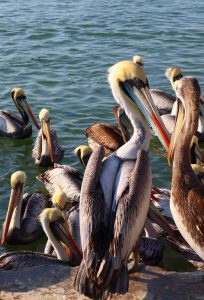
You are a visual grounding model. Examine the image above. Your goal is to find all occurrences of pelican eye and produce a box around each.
[119,78,146,98]
[173,73,183,82]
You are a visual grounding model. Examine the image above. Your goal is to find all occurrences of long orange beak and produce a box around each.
[23,99,40,130]
[1,183,23,245]
[41,119,54,162]
[125,81,170,151]
[167,99,185,165]
[59,223,82,261]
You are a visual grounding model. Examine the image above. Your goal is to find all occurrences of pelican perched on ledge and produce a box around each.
[0,207,82,270]
[32,108,64,166]
[0,87,40,138]
[1,171,50,245]
[74,61,170,299]
[168,77,204,260]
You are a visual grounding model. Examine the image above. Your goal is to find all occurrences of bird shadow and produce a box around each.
[0,264,76,292]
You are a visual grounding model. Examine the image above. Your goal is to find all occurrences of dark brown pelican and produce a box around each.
[168,76,204,260]
[85,105,131,156]
[32,108,64,166]
[1,171,50,245]
[74,61,170,299]
[0,87,40,138]
[0,207,82,270]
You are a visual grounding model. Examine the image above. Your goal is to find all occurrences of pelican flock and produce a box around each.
[0,55,204,300]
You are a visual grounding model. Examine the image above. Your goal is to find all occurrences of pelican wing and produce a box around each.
[0,111,23,134]
[150,89,176,115]
[80,146,107,278]
[187,188,204,243]
[37,164,82,202]
[97,149,151,285]
[21,193,51,236]
[85,123,124,151]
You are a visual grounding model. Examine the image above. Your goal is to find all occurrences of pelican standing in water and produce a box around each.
[1,171,50,245]
[0,87,40,138]
[32,108,64,166]
[74,61,170,299]
[168,77,204,260]
[0,207,82,270]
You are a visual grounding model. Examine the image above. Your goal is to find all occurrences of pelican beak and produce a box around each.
[122,80,170,150]
[1,182,24,245]
[21,98,40,130]
[167,99,185,165]
[52,220,82,263]
[41,119,54,162]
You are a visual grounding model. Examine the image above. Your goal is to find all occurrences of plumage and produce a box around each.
[37,164,82,203]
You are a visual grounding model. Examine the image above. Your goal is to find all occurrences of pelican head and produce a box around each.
[74,145,92,168]
[132,55,144,67]
[108,61,170,150]
[39,207,82,263]
[39,108,54,162]
[168,77,201,164]
[52,185,68,211]
[1,171,26,245]
[165,67,183,91]
[10,87,40,129]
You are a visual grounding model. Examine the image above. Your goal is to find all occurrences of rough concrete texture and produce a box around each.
[0,265,204,300]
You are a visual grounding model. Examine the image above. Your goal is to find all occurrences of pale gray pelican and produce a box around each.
[1,171,50,245]
[0,207,82,270]
[74,61,170,299]
[32,108,64,166]
[0,87,40,138]
[168,76,204,260]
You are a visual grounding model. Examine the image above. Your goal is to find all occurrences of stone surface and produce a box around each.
[0,265,204,300]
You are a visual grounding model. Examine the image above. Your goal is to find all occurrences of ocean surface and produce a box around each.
[0,0,203,255]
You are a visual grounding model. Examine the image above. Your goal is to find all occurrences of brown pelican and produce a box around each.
[168,76,204,260]
[165,67,204,140]
[0,87,40,138]
[0,207,82,270]
[1,171,50,245]
[74,61,170,299]
[32,108,64,166]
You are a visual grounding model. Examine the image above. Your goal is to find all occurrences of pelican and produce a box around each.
[165,67,204,140]
[32,108,64,166]
[1,171,50,245]
[0,207,82,270]
[0,87,40,138]
[74,61,170,299]
[44,186,81,258]
[168,76,204,260]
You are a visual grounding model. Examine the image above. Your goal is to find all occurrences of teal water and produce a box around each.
[0,0,204,255]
